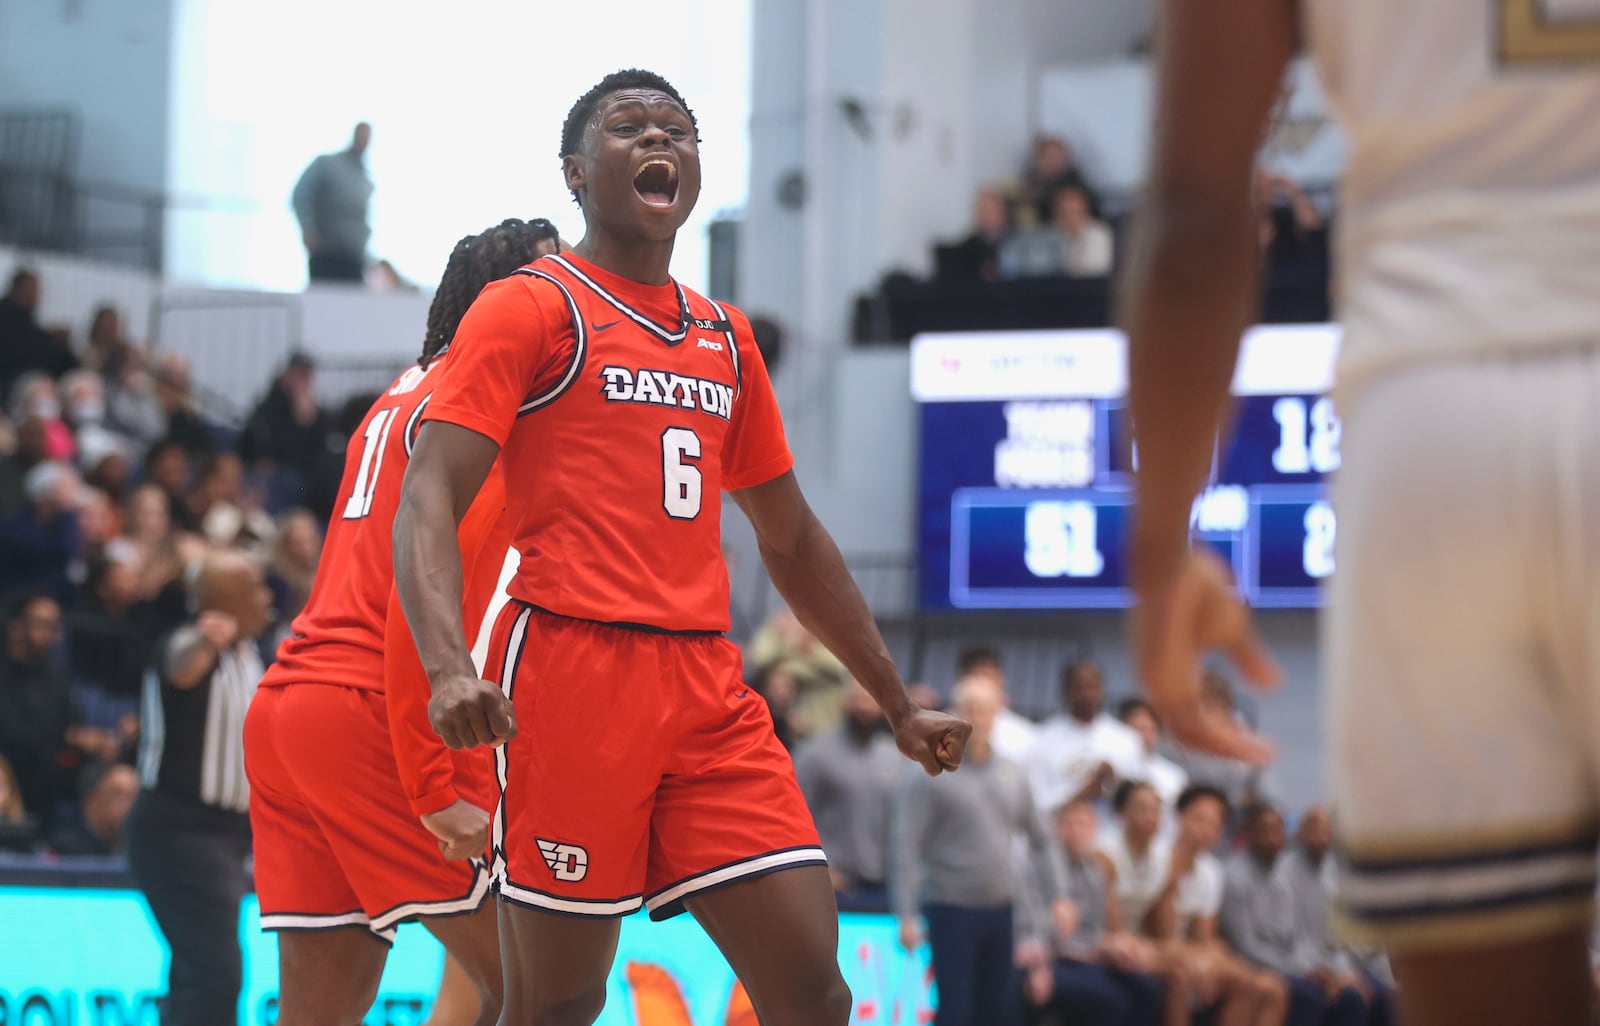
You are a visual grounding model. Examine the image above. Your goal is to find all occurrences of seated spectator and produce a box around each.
[894,675,1064,1026]
[794,680,902,905]
[0,591,80,830]
[144,438,200,534]
[1117,698,1188,818]
[1016,798,1173,1026]
[1162,671,1272,836]
[68,539,156,700]
[958,646,1035,762]
[153,355,217,456]
[122,483,195,632]
[106,350,169,456]
[80,430,133,506]
[48,759,138,856]
[1255,167,1327,255]
[238,352,334,511]
[268,508,322,628]
[191,450,274,554]
[0,270,77,401]
[937,189,1012,282]
[747,661,801,750]
[83,305,136,379]
[1000,186,1114,280]
[0,462,83,601]
[0,751,40,853]
[1147,786,1287,1026]
[749,607,847,739]
[0,407,51,519]
[1026,660,1142,814]
[11,372,77,463]
[1015,136,1100,228]
[77,486,123,556]
[1222,803,1376,1026]
[1100,781,1170,935]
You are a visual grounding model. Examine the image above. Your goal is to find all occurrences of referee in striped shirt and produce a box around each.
[126,550,273,1026]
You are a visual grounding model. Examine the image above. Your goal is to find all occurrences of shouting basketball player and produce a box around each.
[393,69,972,1026]
[1122,3,1600,1026]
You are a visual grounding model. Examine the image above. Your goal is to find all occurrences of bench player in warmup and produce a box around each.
[244,218,561,1026]
[1120,2,1600,1025]
[393,69,972,1026]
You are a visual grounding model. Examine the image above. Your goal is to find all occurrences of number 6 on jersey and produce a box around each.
[661,427,703,519]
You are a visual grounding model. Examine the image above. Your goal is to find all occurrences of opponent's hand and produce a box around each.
[893,707,973,776]
[420,799,490,861]
[196,610,239,649]
[1130,546,1279,764]
[428,673,516,750]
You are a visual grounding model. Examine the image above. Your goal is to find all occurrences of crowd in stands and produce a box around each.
[0,265,348,859]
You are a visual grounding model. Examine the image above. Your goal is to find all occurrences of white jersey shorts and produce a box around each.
[1327,345,1600,953]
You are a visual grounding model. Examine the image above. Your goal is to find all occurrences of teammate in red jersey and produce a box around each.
[393,69,973,1026]
[244,218,560,1026]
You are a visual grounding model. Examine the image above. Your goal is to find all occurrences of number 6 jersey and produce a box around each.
[420,253,792,634]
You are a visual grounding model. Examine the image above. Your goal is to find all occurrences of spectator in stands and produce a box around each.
[0,410,48,518]
[1000,186,1114,279]
[1100,781,1169,936]
[1149,786,1287,1026]
[292,121,375,284]
[0,461,82,601]
[122,483,195,634]
[84,305,136,379]
[1222,803,1373,1026]
[153,355,215,456]
[238,352,334,512]
[939,189,1012,282]
[1118,697,1189,816]
[48,759,138,857]
[957,646,1036,761]
[11,372,76,463]
[1163,671,1271,834]
[267,508,321,627]
[80,432,132,506]
[1017,136,1099,228]
[126,550,270,1026]
[0,269,77,400]
[1015,797,1172,1026]
[106,351,170,456]
[795,680,903,905]
[1025,660,1142,813]
[145,438,200,533]
[747,660,802,750]
[0,591,78,830]
[67,539,154,702]
[749,606,848,738]
[0,752,39,852]
[894,675,1064,1026]
[191,450,274,554]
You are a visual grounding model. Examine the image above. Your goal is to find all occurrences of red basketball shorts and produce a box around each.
[484,603,825,919]
[245,683,494,941]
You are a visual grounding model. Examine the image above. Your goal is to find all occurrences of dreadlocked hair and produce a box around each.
[559,68,699,207]
[419,218,561,366]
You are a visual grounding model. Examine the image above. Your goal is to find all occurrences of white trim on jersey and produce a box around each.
[369,862,493,933]
[403,393,432,457]
[490,606,533,885]
[513,268,589,414]
[644,847,830,917]
[497,880,644,918]
[260,910,398,944]
[546,255,690,345]
[705,298,742,402]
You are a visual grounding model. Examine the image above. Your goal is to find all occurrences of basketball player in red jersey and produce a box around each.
[244,219,560,1026]
[393,69,971,1026]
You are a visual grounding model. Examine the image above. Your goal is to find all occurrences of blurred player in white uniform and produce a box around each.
[1118,1,1600,1024]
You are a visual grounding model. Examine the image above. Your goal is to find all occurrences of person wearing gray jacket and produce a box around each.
[291,122,374,284]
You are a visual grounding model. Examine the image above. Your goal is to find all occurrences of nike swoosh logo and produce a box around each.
[735,688,751,699]
[591,320,622,332]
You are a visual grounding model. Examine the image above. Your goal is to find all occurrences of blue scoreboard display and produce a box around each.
[913,325,1342,611]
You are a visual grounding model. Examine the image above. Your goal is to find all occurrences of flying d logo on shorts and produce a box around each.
[536,838,590,882]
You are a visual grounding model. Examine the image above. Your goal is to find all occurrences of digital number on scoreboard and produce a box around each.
[913,326,1341,610]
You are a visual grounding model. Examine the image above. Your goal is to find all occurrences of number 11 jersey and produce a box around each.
[420,253,792,634]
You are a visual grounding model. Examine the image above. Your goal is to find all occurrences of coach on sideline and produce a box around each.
[125,550,274,1026]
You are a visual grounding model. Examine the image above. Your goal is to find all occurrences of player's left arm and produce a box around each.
[1121,0,1297,761]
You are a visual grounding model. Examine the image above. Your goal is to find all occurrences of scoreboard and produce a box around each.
[913,325,1342,610]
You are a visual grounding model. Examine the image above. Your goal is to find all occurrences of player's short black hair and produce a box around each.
[559,68,699,206]
[1111,778,1156,815]
[1117,696,1156,722]
[419,218,562,366]
[1176,783,1231,815]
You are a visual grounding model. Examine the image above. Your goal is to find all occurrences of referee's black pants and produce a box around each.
[125,789,252,1026]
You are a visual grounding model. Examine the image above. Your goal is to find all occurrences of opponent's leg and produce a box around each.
[275,929,389,1026]
[684,866,852,1026]
[1390,931,1592,1026]
[423,903,504,1026]
[495,903,621,1026]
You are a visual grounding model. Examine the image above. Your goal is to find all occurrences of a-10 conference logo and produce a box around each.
[0,991,436,1025]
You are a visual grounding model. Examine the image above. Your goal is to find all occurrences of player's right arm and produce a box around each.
[393,275,560,750]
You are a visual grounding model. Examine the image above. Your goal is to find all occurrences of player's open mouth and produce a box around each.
[633,158,679,208]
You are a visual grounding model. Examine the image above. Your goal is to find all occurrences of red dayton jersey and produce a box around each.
[263,354,506,693]
[421,253,791,633]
